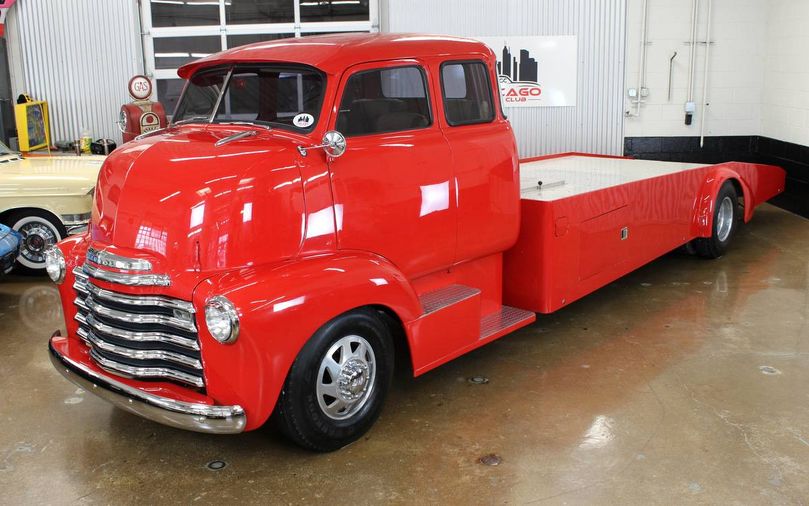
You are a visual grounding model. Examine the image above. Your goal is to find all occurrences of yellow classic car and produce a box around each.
[0,140,103,271]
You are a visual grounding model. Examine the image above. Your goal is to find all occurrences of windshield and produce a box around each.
[172,64,325,131]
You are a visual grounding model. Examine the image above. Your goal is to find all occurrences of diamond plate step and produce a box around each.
[480,306,535,340]
[419,284,481,314]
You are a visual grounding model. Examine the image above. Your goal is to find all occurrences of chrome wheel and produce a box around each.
[316,334,377,420]
[13,216,62,269]
[716,196,734,243]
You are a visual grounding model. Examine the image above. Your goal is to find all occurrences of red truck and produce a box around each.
[46,33,785,452]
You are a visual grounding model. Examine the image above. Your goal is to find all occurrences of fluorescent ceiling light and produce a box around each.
[301,1,360,5]
[151,0,230,5]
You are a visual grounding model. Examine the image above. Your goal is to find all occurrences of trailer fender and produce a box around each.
[192,251,421,430]
[691,166,752,238]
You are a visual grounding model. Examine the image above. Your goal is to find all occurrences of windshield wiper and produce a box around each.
[172,115,211,126]
[215,130,259,147]
[214,121,272,130]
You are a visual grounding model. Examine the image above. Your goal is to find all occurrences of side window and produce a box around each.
[336,66,432,137]
[440,61,495,126]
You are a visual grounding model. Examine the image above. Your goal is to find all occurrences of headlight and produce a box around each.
[44,246,66,284]
[204,296,240,344]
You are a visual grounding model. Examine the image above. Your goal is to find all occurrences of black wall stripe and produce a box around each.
[624,135,809,219]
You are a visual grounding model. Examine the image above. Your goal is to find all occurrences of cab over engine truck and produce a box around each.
[46,34,785,452]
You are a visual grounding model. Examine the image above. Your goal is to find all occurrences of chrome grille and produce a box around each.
[72,267,204,388]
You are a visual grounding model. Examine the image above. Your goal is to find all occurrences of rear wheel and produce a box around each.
[7,210,66,272]
[273,308,394,452]
[693,181,741,259]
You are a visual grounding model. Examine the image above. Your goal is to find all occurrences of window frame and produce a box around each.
[139,0,379,110]
[439,59,498,127]
[172,63,327,133]
[335,63,435,138]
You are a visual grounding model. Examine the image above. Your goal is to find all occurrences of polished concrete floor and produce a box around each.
[1,203,808,505]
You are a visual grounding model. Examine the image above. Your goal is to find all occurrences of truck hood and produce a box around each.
[89,126,306,280]
[0,154,103,198]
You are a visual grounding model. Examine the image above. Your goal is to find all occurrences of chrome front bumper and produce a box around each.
[48,333,246,434]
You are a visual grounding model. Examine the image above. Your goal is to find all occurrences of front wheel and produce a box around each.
[693,181,741,259]
[7,210,66,272]
[273,308,394,452]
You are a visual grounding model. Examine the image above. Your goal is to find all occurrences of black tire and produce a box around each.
[273,308,394,452]
[693,181,741,259]
[5,210,66,274]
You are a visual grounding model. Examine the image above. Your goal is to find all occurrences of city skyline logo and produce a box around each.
[494,43,543,105]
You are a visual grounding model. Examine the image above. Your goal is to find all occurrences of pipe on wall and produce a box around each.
[685,0,699,125]
[699,0,713,147]
[633,0,649,117]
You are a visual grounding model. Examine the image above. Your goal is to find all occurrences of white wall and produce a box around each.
[386,0,627,157]
[761,0,809,146]
[6,0,143,145]
[624,0,768,138]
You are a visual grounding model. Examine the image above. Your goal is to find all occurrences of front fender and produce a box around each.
[192,251,421,430]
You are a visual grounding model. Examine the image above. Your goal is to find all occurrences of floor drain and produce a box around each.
[759,365,781,375]
[468,376,489,385]
[479,453,502,466]
[206,460,227,471]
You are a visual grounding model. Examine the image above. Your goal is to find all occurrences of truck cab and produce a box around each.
[47,33,533,451]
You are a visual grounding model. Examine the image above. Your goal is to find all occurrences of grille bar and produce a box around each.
[82,263,171,287]
[81,296,197,333]
[90,349,205,388]
[74,274,194,313]
[85,329,202,369]
[82,313,199,351]
[72,264,204,389]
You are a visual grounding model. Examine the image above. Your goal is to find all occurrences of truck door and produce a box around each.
[437,59,520,262]
[327,60,456,279]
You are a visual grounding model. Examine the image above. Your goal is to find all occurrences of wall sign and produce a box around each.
[475,36,578,108]
[128,75,153,101]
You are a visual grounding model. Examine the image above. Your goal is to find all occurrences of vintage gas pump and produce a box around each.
[118,75,167,143]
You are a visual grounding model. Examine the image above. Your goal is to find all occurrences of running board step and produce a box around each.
[419,284,481,314]
[480,306,535,341]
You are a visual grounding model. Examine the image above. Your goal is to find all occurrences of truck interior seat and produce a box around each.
[375,112,429,132]
[444,99,482,123]
[338,98,406,135]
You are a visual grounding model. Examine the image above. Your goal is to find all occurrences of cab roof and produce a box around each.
[177,33,493,78]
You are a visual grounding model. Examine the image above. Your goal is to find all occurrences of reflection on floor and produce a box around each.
[1,204,808,504]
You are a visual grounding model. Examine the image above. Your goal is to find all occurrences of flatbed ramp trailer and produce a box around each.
[504,153,786,314]
[408,153,784,377]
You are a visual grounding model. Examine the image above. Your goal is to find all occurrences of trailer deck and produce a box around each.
[505,153,786,314]
[519,155,706,201]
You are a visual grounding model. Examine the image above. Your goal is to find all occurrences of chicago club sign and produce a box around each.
[476,36,578,108]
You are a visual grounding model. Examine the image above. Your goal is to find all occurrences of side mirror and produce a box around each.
[297,130,347,158]
[322,131,346,158]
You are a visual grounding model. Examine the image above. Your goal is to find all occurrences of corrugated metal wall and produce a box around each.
[7,0,142,145]
[386,0,627,157]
